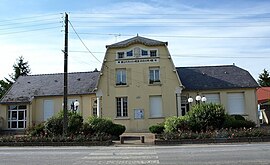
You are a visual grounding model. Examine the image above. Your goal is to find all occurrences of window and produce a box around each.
[43,100,54,121]
[227,93,245,115]
[141,50,148,56]
[149,96,163,117]
[92,99,97,116]
[149,67,160,84]
[8,105,27,129]
[203,93,220,104]
[116,69,127,85]
[116,97,128,117]
[126,50,133,57]
[117,52,124,59]
[150,50,157,57]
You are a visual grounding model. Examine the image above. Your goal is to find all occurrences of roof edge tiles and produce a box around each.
[106,35,168,48]
[176,65,259,91]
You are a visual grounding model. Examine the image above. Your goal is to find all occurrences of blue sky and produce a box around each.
[1,0,270,81]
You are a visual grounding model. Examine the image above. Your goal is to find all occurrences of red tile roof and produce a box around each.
[257,87,270,104]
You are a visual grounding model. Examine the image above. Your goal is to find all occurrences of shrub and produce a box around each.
[222,115,256,129]
[45,115,63,136]
[231,115,246,121]
[81,123,94,136]
[107,123,126,138]
[188,103,226,132]
[86,117,125,138]
[149,123,164,134]
[164,116,189,133]
[67,112,83,135]
[87,116,113,134]
[26,122,46,136]
[45,111,84,136]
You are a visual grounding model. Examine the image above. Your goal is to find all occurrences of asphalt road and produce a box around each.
[0,143,270,165]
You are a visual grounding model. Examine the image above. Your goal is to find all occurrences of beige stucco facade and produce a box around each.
[97,43,183,132]
[0,36,259,132]
[182,88,259,125]
[0,94,97,130]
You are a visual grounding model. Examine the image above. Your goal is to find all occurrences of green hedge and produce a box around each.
[149,123,164,134]
[153,103,256,134]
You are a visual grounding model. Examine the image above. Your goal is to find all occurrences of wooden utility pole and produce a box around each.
[63,12,68,135]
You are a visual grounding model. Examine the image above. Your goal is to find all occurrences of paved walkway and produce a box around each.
[114,133,155,146]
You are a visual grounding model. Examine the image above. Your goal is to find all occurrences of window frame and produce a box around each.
[141,49,148,56]
[126,50,133,57]
[116,97,128,117]
[116,68,127,86]
[7,105,27,129]
[150,50,158,57]
[149,95,163,118]
[149,67,160,84]
[117,51,124,59]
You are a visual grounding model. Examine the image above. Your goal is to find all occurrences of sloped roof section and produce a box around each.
[1,71,100,104]
[177,65,259,90]
[257,87,270,104]
[106,35,168,48]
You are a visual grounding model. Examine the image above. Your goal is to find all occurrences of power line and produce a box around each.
[0,26,61,36]
[68,24,270,28]
[0,22,60,31]
[69,32,270,39]
[68,20,102,64]
[0,18,61,27]
[0,13,61,22]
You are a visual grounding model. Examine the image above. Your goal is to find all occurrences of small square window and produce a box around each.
[141,50,148,56]
[150,50,157,57]
[126,50,133,57]
[117,52,124,59]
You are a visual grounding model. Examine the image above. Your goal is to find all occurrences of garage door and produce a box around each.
[227,93,245,115]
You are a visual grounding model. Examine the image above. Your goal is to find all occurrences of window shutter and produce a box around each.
[204,93,220,104]
[227,93,245,115]
[149,96,163,117]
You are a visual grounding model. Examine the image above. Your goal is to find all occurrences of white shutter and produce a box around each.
[227,93,245,115]
[204,93,220,104]
[43,100,54,121]
[149,96,163,117]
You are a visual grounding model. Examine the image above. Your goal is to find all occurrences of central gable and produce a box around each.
[106,35,168,49]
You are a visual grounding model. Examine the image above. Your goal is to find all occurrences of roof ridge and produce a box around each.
[106,35,167,48]
[176,65,236,68]
[22,71,100,77]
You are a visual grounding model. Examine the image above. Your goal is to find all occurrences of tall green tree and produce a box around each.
[258,69,270,87]
[0,56,31,99]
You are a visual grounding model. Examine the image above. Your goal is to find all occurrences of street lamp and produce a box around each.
[188,97,193,104]
[201,96,207,103]
[196,95,201,104]
[74,100,80,111]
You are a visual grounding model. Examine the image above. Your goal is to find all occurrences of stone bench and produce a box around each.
[120,135,145,144]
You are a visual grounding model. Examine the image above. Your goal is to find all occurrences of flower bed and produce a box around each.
[155,136,270,145]
[0,134,113,146]
[154,127,270,145]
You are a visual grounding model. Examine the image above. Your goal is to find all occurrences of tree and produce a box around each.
[0,56,31,99]
[9,56,31,82]
[258,69,270,87]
